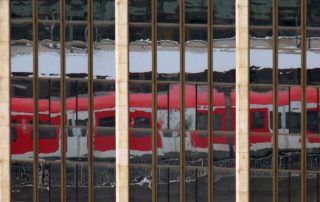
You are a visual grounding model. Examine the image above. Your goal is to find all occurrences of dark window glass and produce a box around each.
[307,110,318,133]
[100,117,115,127]
[250,0,272,26]
[286,112,301,133]
[11,126,17,141]
[252,111,265,129]
[279,0,301,27]
[213,114,222,131]
[78,118,88,127]
[133,117,150,128]
[270,111,282,129]
[197,113,208,130]
[129,0,151,23]
[213,0,235,25]
[38,127,56,139]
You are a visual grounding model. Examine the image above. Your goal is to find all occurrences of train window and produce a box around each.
[252,111,265,129]
[11,126,17,141]
[38,127,56,139]
[286,112,301,133]
[133,117,151,128]
[100,117,115,127]
[213,114,222,131]
[78,118,88,126]
[269,112,282,129]
[197,113,208,130]
[307,110,318,133]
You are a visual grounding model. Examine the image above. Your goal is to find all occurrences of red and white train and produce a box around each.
[10,84,320,160]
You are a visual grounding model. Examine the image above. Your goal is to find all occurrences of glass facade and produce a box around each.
[10,0,115,201]
[7,0,320,201]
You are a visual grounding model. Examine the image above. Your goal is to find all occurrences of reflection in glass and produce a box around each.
[278,171,301,202]
[306,173,319,202]
[157,83,180,201]
[212,85,235,199]
[278,29,301,49]
[129,0,152,80]
[213,168,235,201]
[38,162,61,202]
[185,84,208,201]
[129,43,152,80]
[279,0,300,27]
[66,78,88,201]
[129,82,152,201]
[278,86,301,171]
[213,0,235,25]
[38,0,60,20]
[250,28,272,49]
[185,31,208,82]
[93,80,116,201]
[38,79,61,125]
[250,0,272,26]
[129,0,151,23]
[157,0,179,81]
[250,170,272,201]
[213,48,235,83]
[250,49,272,84]
[11,161,34,201]
[66,127,88,202]
[11,0,33,19]
[278,50,301,85]
[11,22,33,76]
[65,0,88,78]
[38,21,61,77]
[10,79,34,201]
[249,86,273,171]
[307,50,320,85]
[93,25,115,80]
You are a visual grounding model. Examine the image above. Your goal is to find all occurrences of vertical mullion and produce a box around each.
[87,0,94,200]
[151,0,158,200]
[317,88,319,134]
[317,88,320,134]
[300,0,307,200]
[272,0,279,200]
[60,0,67,200]
[32,0,39,200]
[207,0,213,199]
[179,0,186,200]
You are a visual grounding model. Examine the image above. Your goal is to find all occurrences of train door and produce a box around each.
[129,110,152,155]
[94,111,116,155]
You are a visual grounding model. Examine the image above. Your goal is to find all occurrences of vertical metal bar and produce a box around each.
[195,168,198,202]
[49,163,52,202]
[289,86,291,134]
[76,164,79,202]
[317,88,319,134]
[207,0,213,199]
[167,167,170,202]
[32,0,39,199]
[179,0,186,199]
[49,80,51,125]
[272,0,279,200]
[288,172,291,202]
[151,0,158,200]
[60,0,67,200]
[168,83,170,129]
[87,0,94,199]
[76,80,79,125]
[301,0,307,200]
[317,173,320,202]
[195,84,198,130]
